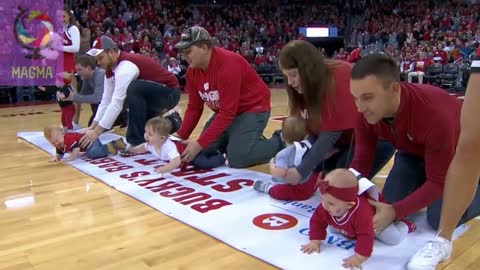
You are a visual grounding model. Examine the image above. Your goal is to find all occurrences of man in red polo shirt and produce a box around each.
[82,36,181,147]
[349,54,480,235]
[173,26,282,168]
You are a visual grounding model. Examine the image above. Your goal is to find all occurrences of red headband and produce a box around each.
[318,180,358,202]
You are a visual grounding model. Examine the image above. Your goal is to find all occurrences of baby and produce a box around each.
[254,116,311,192]
[44,124,126,162]
[301,168,416,269]
[125,116,226,176]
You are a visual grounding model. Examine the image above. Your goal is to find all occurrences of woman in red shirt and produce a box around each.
[255,40,395,201]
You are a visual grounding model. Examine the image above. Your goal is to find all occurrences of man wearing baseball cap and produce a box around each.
[173,26,282,168]
[80,35,181,147]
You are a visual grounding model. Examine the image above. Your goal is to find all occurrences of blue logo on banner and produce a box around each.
[299,228,356,250]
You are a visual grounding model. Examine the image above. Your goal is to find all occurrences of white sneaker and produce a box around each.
[407,236,452,270]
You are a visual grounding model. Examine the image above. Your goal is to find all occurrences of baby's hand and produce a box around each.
[118,149,135,157]
[300,240,321,254]
[154,166,165,177]
[342,253,367,269]
[49,157,60,163]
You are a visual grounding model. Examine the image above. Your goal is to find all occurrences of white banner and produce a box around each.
[18,131,468,270]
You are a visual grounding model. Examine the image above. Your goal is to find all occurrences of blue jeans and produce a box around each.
[382,151,480,229]
[85,139,109,158]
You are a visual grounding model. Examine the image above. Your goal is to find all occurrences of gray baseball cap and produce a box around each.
[86,35,118,56]
[174,26,212,50]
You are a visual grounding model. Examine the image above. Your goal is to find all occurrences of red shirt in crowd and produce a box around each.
[177,47,270,148]
[350,83,462,220]
[434,50,448,64]
[413,57,431,72]
[309,196,375,257]
[335,52,348,61]
[347,48,361,63]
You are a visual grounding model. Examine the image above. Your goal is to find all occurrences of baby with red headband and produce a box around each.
[301,168,416,269]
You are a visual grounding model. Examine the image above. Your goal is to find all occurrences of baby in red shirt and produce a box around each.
[44,125,126,162]
[302,169,416,269]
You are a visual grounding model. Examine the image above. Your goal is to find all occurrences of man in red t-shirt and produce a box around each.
[349,54,480,235]
[173,26,283,168]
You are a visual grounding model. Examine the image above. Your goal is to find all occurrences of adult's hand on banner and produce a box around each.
[300,240,321,254]
[180,140,202,162]
[79,129,100,148]
[368,199,396,233]
[342,253,366,269]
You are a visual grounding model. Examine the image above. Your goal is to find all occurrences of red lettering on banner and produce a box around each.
[211,179,254,192]
[135,177,165,187]
[98,161,125,168]
[119,171,151,180]
[173,192,211,205]
[191,199,232,213]
[147,181,182,193]
[160,187,195,198]
[106,165,134,172]
[89,157,116,165]
[120,170,235,214]
[185,173,230,186]
[171,168,213,177]
[134,158,161,166]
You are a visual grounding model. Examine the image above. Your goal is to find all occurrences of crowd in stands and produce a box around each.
[340,0,480,89]
[74,0,480,88]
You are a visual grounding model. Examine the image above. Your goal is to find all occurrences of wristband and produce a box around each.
[472,59,480,73]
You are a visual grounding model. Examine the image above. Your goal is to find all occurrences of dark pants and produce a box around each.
[269,139,395,201]
[191,151,226,169]
[202,111,283,168]
[126,80,181,146]
[88,104,98,127]
[382,151,480,230]
[321,139,395,179]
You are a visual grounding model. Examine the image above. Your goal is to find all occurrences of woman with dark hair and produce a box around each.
[254,40,395,201]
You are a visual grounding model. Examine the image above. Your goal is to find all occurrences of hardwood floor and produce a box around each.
[0,90,478,270]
